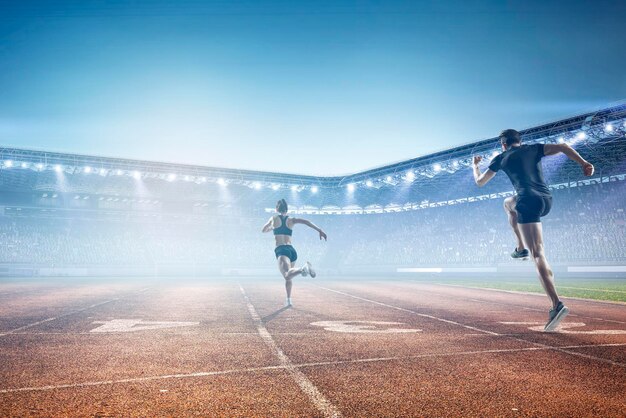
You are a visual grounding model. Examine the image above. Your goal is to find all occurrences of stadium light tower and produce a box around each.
[311,186,319,193]
[84,166,92,173]
[433,163,442,172]
[366,180,373,187]
[253,182,262,190]
[21,162,28,169]
[54,164,63,173]
[347,183,355,192]
[605,123,613,132]
[217,178,226,186]
[4,160,13,168]
[405,171,415,182]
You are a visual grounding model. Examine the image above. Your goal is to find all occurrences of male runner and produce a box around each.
[472,129,594,331]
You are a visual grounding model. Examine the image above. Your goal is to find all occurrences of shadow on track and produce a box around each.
[262,306,291,323]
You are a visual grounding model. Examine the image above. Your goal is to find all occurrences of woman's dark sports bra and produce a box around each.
[273,215,293,236]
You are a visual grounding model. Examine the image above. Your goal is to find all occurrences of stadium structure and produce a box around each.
[1,103,625,277]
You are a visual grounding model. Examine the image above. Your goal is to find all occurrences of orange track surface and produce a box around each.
[1,277,625,417]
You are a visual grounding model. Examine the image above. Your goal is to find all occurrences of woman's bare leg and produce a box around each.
[278,256,302,299]
[518,222,559,308]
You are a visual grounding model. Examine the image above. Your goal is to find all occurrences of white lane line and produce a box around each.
[0,288,151,337]
[312,285,626,368]
[238,284,341,418]
[433,283,626,307]
[402,281,626,324]
[2,342,624,394]
[313,285,500,336]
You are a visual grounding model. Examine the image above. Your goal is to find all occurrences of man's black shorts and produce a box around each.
[275,245,298,262]
[515,195,553,224]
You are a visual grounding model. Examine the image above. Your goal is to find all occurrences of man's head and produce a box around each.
[276,199,288,214]
[499,129,522,150]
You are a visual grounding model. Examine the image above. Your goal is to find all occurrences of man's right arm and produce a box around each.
[544,143,594,176]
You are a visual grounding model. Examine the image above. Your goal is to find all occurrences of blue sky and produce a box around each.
[0,0,625,175]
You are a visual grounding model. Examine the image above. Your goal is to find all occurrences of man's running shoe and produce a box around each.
[511,248,530,260]
[285,297,292,307]
[301,261,316,278]
[544,301,569,332]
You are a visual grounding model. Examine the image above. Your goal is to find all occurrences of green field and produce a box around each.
[435,279,626,303]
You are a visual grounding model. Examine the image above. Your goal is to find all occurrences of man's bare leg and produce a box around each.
[504,196,525,251]
[518,222,559,308]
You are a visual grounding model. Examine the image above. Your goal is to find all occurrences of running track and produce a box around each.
[0,277,625,417]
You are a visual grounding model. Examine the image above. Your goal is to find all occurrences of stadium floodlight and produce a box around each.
[347,183,355,192]
[253,182,262,190]
[4,160,13,168]
[116,169,123,175]
[132,171,141,180]
[36,163,44,170]
[199,177,206,183]
[217,178,226,186]
[167,173,177,181]
[366,180,373,187]
[99,168,107,176]
[311,186,319,193]
[557,137,565,143]
[84,166,92,173]
[291,185,298,192]
[21,162,28,169]
[405,171,415,181]
[576,132,586,140]
[386,175,392,182]
[452,160,459,168]
[433,163,442,172]
[605,123,613,132]
[271,184,280,190]
[184,175,190,181]
[54,164,63,173]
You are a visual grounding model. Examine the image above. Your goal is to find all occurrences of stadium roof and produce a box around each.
[2,102,625,191]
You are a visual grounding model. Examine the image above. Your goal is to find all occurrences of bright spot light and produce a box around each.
[133,171,141,180]
[217,178,226,186]
[558,137,565,143]
[84,166,92,173]
[184,175,190,181]
[167,173,176,181]
[605,123,613,132]
[54,165,62,173]
[199,177,206,183]
[4,160,13,167]
[253,182,261,190]
[271,184,280,190]
[116,169,123,175]
[347,183,355,192]
[21,162,28,169]
[290,185,298,192]
[366,180,373,187]
[405,171,415,181]
[576,132,586,140]
[433,163,442,172]
[452,160,459,168]
[386,176,392,182]
[311,186,319,193]
[36,163,44,170]
[99,168,107,176]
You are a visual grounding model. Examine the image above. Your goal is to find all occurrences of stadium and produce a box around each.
[2,104,625,416]
[2,1,626,417]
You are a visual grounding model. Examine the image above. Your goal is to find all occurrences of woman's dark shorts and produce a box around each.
[515,195,553,224]
[275,245,298,262]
